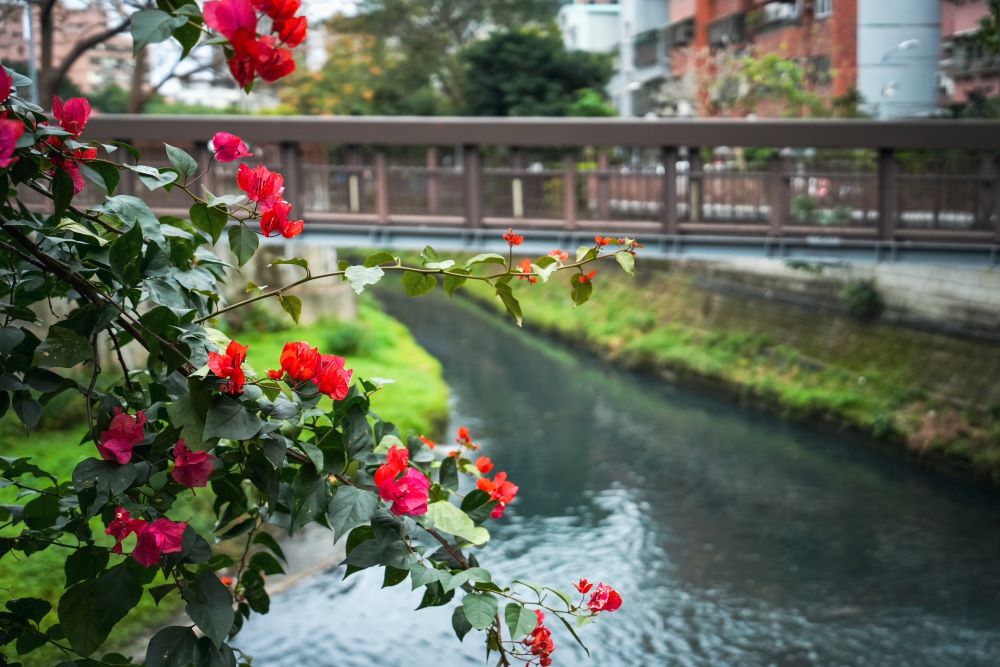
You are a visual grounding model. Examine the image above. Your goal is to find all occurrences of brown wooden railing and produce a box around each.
[82,116,1000,246]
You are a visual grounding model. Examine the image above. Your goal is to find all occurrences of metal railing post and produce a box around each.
[194,141,214,193]
[660,147,678,234]
[993,154,1000,243]
[374,149,389,224]
[878,148,898,240]
[563,152,577,229]
[768,151,789,234]
[597,149,611,220]
[346,145,362,214]
[117,138,135,196]
[426,147,439,214]
[280,141,303,214]
[689,147,703,222]
[463,144,483,228]
[511,148,524,219]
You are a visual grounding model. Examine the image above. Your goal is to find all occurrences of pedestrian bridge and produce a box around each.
[83,116,1000,266]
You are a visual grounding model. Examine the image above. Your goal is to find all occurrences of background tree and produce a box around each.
[458,28,612,116]
[341,0,558,108]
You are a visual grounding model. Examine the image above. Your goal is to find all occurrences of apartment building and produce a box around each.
[940,0,1000,106]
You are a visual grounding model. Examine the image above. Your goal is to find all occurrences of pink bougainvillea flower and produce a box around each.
[211,131,251,162]
[274,15,307,47]
[503,228,523,246]
[171,439,218,488]
[378,467,430,517]
[105,506,146,554]
[277,341,320,381]
[255,36,296,82]
[314,353,352,400]
[259,200,304,238]
[52,96,91,138]
[477,471,519,519]
[131,518,187,567]
[97,408,147,464]
[374,444,409,489]
[253,0,301,21]
[236,163,284,208]
[574,578,593,594]
[203,0,257,41]
[227,29,259,89]
[586,583,623,614]
[475,456,493,474]
[207,339,248,395]
[0,118,24,168]
[0,68,12,104]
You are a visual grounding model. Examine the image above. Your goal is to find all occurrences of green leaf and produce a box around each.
[252,532,286,563]
[344,265,384,295]
[444,567,491,593]
[465,253,506,268]
[462,592,498,630]
[203,396,262,441]
[576,245,597,262]
[165,144,198,180]
[556,613,591,657]
[99,195,164,245]
[34,326,92,368]
[108,221,143,282]
[64,546,109,587]
[420,245,454,270]
[52,167,74,217]
[6,597,51,622]
[270,257,311,275]
[145,626,198,667]
[402,271,436,296]
[443,271,468,297]
[327,486,377,540]
[167,393,210,449]
[382,566,408,588]
[504,603,537,640]
[425,501,489,546]
[363,251,395,267]
[342,406,372,459]
[190,203,227,244]
[615,250,635,276]
[227,226,258,267]
[278,295,302,324]
[81,160,120,194]
[11,391,41,431]
[184,572,234,648]
[452,606,473,641]
[23,493,60,529]
[533,261,559,283]
[125,164,179,191]
[439,456,458,491]
[494,283,523,326]
[192,636,237,667]
[131,9,187,54]
[58,563,142,656]
[249,551,285,576]
[570,274,593,306]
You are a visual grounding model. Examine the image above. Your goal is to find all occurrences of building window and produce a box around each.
[815,0,833,18]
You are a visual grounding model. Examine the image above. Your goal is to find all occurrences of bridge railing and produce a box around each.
[78,116,1000,245]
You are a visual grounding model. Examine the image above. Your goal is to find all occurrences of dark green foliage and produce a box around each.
[842,280,885,322]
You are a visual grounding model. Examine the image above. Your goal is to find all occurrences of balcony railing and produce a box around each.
[73,115,1000,246]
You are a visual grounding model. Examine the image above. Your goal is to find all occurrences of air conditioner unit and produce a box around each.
[763,1,799,23]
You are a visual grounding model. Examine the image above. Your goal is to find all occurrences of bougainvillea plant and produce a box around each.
[0,4,637,665]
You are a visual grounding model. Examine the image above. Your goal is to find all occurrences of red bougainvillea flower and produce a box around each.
[221,575,234,586]
[523,609,555,666]
[574,578,593,594]
[207,340,248,395]
[277,341,320,381]
[105,507,146,554]
[374,444,409,488]
[49,143,97,194]
[456,426,471,445]
[97,408,147,464]
[516,258,537,284]
[267,369,282,380]
[260,200,304,238]
[418,435,437,450]
[314,353,353,400]
[475,456,493,474]
[0,119,24,168]
[477,471,519,519]
[274,16,307,48]
[237,163,284,208]
[255,36,296,82]
[0,69,11,104]
[52,96,91,138]
[594,235,613,247]
[447,449,461,459]
[203,0,257,40]
[211,131,251,162]
[253,0,301,20]
[503,228,524,246]
[227,29,259,89]
[578,270,597,284]
[548,249,568,262]
[375,446,429,516]
[587,583,623,614]
[171,439,218,489]
[132,518,187,567]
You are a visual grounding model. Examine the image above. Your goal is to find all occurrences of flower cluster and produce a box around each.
[46,96,95,194]
[517,258,537,284]
[203,0,306,90]
[236,161,304,238]
[97,409,147,464]
[477,471,519,519]
[268,341,354,400]
[171,439,219,488]
[503,228,524,247]
[105,507,187,567]
[576,579,623,614]
[210,131,251,163]
[208,339,249,395]
[548,249,569,262]
[0,71,22,168]
[374,445,430,516]
[523,610,555,666]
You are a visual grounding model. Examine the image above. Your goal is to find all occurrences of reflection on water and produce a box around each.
[236,293,1000,667]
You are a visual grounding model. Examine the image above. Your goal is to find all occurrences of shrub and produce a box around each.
[843,279,885,322]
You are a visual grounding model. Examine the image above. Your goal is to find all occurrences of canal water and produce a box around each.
[236,292,1000,667]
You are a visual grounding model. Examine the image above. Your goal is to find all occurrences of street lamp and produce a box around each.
[877,39,918,120]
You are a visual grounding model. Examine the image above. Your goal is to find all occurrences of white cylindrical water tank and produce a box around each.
[857,0,941,119]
